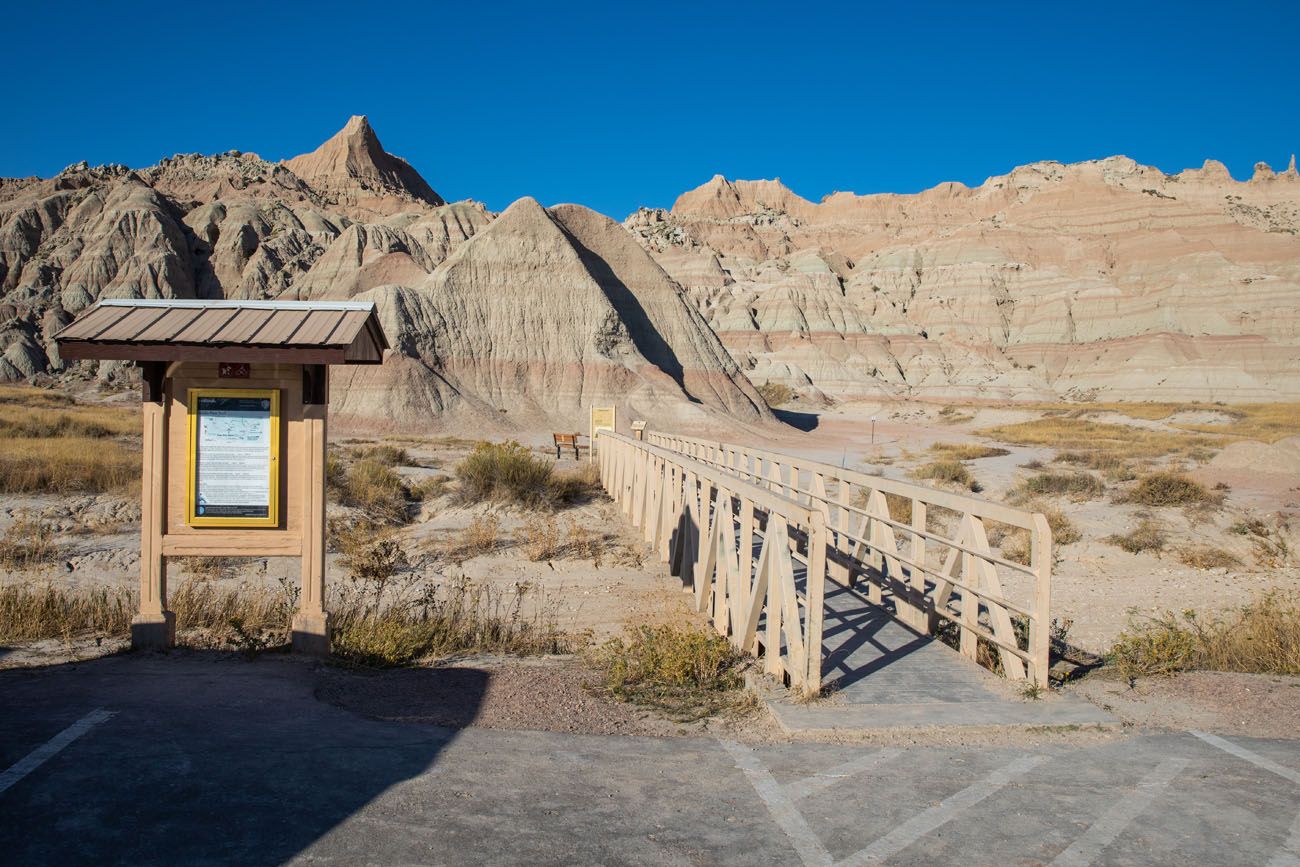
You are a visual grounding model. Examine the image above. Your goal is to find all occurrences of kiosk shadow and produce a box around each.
[0,650,487,866]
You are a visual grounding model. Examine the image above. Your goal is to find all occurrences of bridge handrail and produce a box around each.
[596,429,831,692]
[644,430,1052,688]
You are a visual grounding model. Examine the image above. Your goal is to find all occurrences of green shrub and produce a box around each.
[455,441,598,509]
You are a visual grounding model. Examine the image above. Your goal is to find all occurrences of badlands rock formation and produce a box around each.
[0,118,767,430]
[627,157,1300,402]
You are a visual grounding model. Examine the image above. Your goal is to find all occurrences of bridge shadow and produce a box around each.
[817,580,936,692]
[0,649,485,866]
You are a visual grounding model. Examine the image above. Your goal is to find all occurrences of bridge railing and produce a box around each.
[644,431,1053,688]
[597,430,830,693]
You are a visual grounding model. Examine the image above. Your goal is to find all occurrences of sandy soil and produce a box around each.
[1068,671,1300,740]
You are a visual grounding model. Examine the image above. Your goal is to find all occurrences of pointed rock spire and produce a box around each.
[285,115,443,206]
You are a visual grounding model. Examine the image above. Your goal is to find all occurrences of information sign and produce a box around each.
[186,389,280,527]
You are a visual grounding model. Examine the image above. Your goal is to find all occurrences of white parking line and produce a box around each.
[1049,757,1189,867]
[838,754,1048,866]
[720,739,833,867]
[1190,730,1300,786]
[0,708,115,796]
[785,749,904,801]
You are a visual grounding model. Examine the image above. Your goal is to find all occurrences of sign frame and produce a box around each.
[185,387,282,528]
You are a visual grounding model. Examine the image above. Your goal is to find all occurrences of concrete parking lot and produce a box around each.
[1,653,1298,866]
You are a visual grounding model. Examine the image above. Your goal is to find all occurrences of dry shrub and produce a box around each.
[0,513,62,570]
[565,521,604,564]
[410,474,452,501]
[756,381,795,407]
[456,441,556,508]
[170,579,299,650]
[1178,546,1242,570]
[1230,516,1292,567]
[1018,471,1105,500]
[331,579,570,667]
[0,584,134,641]
[439,515,501,564]
[1109,593,1300,679]
[910,460,982,492]
[995,504,1079,565]
[936,405,974,424]
[337,458,412,525]
[929,442,1010,460]
[1120,472,1216,508]
[0,437,137,494]
[1106,520,1166,554]
[550,462,603,503]
[520,514,562,562]
[590,622,751,720]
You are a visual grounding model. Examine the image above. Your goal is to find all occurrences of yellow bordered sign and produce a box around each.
[186,388,281,528]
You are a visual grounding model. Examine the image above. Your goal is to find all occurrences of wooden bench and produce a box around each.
[553,432,582,460]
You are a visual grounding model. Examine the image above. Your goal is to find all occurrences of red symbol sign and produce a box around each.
[218,362,250,378]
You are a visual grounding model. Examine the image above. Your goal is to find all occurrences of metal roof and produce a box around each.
[55,298,389,366]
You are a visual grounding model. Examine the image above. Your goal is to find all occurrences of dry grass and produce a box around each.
[756,381,795,407]
[977,417,1220,461]
[1055,450,1137,481]
[0,584,134,641]
[936,405,975,424]
[1178,546,1243,570]
[995,503,1079,564]
[0,573,570,667]
[0,388,138,495]
[1105,520,1166,554]
[0,513,62,570]
[455,441,600,510]
[928,442,1010,461]
[590,622,752,721]
[331,578,571,667]
[1017,471,1105,501]
[1119,472,1217,508]
[910,460,982,492]
[331,458,413,525]
[1109,593,1300,679]
[0,437,137,494]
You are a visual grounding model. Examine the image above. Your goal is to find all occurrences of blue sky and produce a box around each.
[4,0,1297,216]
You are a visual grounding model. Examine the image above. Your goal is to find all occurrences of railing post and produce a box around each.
[1030,513,1053,688]
[805,510,827,694]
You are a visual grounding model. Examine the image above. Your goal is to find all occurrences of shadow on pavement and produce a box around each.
[0,650,485,866]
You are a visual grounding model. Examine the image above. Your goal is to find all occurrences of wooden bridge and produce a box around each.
[597,429,1055,697]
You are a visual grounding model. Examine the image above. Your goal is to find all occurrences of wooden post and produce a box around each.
[804,510,828,693]
[1030,513,1053,688]
[132,361,175,649]
[292,365,330,654]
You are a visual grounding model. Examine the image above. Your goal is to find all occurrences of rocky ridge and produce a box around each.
[627,157,1300,402]
[0,118,768,430]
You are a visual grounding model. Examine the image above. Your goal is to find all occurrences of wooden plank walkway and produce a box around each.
[764,579,1114,732]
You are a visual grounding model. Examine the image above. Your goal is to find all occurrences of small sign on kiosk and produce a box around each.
[187,389,280,527]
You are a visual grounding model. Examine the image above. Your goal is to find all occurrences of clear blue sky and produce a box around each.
[5,0,1297,217]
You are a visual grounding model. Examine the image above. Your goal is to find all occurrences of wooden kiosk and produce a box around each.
[55,299,389,653]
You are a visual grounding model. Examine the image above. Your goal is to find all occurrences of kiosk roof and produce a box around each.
[55,299,389,365]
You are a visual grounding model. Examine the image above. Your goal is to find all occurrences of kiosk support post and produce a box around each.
[132,361,176,648]
[292,364,330,654]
